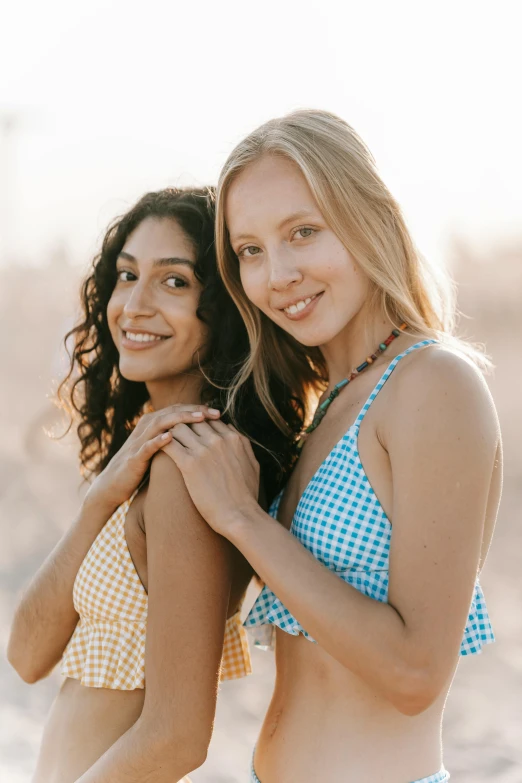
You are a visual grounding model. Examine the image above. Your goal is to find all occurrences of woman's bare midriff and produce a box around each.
[33,677,145,783]
[254,630,454,783]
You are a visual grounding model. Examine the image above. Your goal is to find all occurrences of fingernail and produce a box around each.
[208,409,220,415]
[161,432,170,440]
[192,411,204,417]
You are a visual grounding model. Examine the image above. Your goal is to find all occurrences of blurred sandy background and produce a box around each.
[1,237,521,783]
[1,1,521,780]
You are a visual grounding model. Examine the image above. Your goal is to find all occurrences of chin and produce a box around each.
[117,361,158,384]
[118,370,151,383]
[286,324,338,348]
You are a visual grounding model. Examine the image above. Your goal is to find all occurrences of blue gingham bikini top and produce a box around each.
[245,339,495,655]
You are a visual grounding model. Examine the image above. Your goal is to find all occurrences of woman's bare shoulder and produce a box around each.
[145,451,222,539]
[387,342,500,450]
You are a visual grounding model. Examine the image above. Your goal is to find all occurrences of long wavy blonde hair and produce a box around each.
[216,109,486,435]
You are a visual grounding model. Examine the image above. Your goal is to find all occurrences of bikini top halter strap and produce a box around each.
[352,339,437,430]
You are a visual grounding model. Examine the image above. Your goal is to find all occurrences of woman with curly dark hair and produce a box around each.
[7,187,302,783]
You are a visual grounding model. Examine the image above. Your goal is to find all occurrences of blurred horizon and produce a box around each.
[1,0,521,270]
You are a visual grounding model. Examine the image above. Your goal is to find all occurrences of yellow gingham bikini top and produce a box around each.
[61,493,252,690]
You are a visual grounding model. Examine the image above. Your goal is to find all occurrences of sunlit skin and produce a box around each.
[162,155,502,782]
[226,154,375,386]
[9,217,244,783]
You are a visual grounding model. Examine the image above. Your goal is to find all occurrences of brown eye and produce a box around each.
[165,276,187,289]
[117,270,136,282]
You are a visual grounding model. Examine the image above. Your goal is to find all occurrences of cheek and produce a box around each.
[342,256,369,296]
[166,297,207,346]
[106,291,121,339]
[239,265,266,309]
[323,244,365,289]
[191,313,209,347]
[177,311,209,365]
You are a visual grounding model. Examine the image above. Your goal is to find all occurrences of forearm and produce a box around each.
[75,717,201,783]
[7,496,113,681]
[230,506,427,707]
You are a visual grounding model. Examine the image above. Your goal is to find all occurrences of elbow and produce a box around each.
[389,665,441,717]
[7,652,40,684]
[137,716,211,774]
[170,735,209,773]
[17,667,41,685]
[8,657,48,685]
[7,640,49,685]
[184,744,208,772]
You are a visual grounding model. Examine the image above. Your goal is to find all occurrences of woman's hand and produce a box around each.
[85,405,221,516]
[161,420,260,538]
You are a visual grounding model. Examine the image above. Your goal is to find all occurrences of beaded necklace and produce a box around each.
[297,323,408,451]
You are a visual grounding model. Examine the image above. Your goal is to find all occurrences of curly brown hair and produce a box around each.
[59,187,304,502]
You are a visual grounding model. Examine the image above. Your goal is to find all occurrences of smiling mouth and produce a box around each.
[120,329,172,349]
[124,331,168,343]
[280,292,323,318]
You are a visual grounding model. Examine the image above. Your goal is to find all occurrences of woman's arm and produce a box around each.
[7,404,220,684]
[74,452,233,782]
[7,496,114,683]
[164,350,501,716]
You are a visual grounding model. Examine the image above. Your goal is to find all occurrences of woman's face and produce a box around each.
[225,154,370,348]
[107,217,207,384]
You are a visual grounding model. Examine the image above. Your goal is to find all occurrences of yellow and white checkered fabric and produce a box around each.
[61,494,251,689]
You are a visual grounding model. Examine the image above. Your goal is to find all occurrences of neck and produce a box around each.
[320,305,397,390]
[145,371,205,411]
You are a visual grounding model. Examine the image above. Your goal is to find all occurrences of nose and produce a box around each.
[267,247,303,291]
[122,279,156,319]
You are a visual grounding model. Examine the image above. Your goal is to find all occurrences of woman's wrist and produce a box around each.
[80,486,117,527]
[226,502,271,549]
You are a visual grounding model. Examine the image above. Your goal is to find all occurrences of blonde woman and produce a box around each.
[162,112,501,783]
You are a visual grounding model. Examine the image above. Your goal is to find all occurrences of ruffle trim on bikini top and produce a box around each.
[244,570,495,656]
[62,611,251,689]
[61,618,147,689]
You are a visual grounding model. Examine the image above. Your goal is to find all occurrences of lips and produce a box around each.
[278,292,324,321]
[124,331,165,343]
[120,328,172,350]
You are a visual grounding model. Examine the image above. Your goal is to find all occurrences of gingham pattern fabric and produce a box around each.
[245,340,494,657]
[221,609,253,680]
[61,493,251,689]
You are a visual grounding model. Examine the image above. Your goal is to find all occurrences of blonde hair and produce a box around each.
[216,109,487,435]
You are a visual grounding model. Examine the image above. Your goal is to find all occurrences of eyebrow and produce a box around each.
[277,209,316,230]
[118,251,195,270]
[230,209,317,243]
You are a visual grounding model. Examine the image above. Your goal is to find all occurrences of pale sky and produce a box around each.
[1,0,520,268]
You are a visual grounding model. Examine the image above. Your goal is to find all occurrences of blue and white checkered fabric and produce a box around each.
[245,340,494,657]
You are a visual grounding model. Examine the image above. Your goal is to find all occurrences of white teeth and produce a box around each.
[284,296,315,315]
[125,331,163,343]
